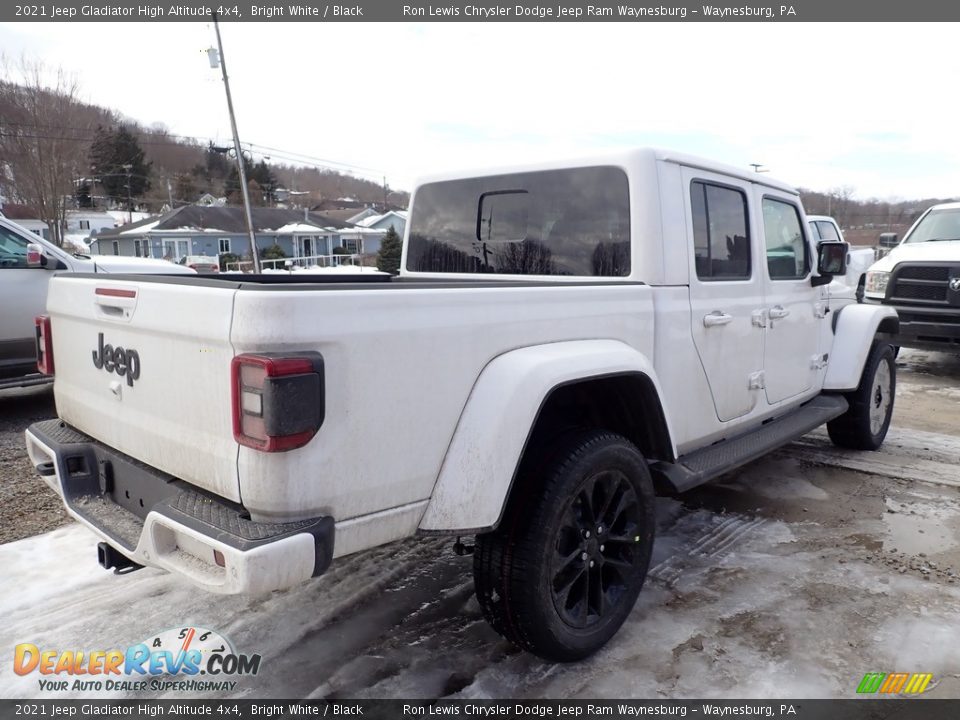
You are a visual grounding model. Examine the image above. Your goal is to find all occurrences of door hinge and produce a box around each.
[748,371,766,389]
[810,353,829,370]
[751,310,768,328]
[814,302,829,319]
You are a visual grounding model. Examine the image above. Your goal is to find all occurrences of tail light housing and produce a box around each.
[35,315,54,375]
[231,353,324,452]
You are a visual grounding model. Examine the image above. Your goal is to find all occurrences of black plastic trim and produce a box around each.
[650,394,848,494]
[27,419,335,573]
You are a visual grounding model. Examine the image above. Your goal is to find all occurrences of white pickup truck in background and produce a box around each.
[807,214,875,301]
[26,149,898,662]
[863,201,960,351]
[0,216,194,391]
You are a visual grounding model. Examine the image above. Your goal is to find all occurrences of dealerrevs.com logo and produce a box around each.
[14,627,260,693]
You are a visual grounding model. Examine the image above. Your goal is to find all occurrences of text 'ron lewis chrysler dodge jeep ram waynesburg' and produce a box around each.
[26,149,899,661]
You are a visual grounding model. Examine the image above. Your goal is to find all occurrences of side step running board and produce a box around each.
[650,394,849,494]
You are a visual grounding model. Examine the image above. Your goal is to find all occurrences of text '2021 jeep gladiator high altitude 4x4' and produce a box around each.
[26,149,898,661]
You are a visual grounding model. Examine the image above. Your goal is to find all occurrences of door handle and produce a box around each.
[768,305,790,319]
[703,311,734,327]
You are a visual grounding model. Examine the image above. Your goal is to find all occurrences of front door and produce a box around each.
[684,168,766,422]
[756,190,822,405]
[295,235,314,260]
[161,238,190,262]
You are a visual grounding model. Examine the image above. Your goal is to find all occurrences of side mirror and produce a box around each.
[26,243,45,268]
[878,232,899,248]
[812,241,848,286]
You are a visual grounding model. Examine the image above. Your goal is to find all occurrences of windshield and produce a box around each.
[904,208,960,243]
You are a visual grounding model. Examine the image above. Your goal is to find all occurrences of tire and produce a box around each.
[827,341,896,450]
[473,430,656,662]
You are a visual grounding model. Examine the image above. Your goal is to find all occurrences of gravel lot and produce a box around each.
[0,384,68,544]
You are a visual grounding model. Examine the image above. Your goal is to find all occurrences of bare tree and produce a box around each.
[0,56,93,246]
[826,185,856,229]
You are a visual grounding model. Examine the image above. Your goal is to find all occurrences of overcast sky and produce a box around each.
[1,21,958,200]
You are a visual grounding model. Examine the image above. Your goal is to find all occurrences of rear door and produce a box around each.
[684,167,765,422]
[46,275,241,501]
[756,190,822,405]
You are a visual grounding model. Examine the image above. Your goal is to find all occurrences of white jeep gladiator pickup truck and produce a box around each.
[0,215,194,391]
[26,149,899,661]
[863,201,960,351]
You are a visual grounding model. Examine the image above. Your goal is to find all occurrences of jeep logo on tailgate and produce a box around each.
[92,333,141,387]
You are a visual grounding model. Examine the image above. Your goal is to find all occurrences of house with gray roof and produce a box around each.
[89,206,355,264]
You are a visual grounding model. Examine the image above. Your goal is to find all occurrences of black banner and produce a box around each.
[4,0,960,23]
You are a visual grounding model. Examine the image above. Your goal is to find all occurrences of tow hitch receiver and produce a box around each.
[97,542,143,575]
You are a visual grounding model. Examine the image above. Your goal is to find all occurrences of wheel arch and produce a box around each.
[418,340,676,535]
[824,303,899,391]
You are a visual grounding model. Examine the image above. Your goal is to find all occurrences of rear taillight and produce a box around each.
[189,264,198,270]
[231,353,324,452]
[35,315,54,375]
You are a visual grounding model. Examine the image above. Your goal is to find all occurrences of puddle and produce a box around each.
[882,497,960,555]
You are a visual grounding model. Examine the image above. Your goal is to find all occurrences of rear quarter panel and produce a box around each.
[231,283,657,523]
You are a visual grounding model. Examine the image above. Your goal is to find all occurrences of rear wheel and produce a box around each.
[827,341,896,450]
[473,430,655,662]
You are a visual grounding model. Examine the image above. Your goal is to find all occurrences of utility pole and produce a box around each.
[123,163,133,224]
[210,12,261,272]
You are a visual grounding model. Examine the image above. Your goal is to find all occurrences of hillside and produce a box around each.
[0,69,406,244]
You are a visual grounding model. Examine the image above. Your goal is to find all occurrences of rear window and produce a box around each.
[814,220,840,241]
[405,166,630,276]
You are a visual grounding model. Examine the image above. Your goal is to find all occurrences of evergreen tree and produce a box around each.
[75,182,93,208]
[205,143,230,179]
[225,158,277,206]
[89,125,152,207]
[377,226,402,274]
[250,160,277,205]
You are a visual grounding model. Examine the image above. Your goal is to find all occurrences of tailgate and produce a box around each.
[46,275,241,502]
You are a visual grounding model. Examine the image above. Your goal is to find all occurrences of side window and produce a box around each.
[762,198,810,280]
[690,181,750,280]
[0,226,30,269]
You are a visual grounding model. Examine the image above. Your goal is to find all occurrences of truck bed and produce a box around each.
[44,272,654,532]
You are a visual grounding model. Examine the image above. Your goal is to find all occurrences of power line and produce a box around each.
[0,122,386,177]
